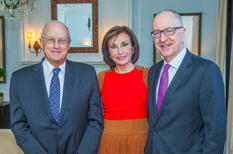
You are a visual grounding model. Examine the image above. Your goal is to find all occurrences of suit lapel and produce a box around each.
[150,61,163,122]
[32,60,54,120]
[60,60,75,122]
[155,51,193,121]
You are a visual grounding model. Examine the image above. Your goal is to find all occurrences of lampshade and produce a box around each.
[26,32,33,40]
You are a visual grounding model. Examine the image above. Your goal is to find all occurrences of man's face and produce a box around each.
[152,12,186,62]
[40,22,71,67]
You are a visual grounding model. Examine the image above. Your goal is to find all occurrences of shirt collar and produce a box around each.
[165,48,187,69]
[43,58,66,76]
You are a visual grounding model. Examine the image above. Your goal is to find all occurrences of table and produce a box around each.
[0,101,10,128]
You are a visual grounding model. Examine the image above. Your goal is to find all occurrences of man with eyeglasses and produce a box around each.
[10,20,103,154]
[145,9,226,154]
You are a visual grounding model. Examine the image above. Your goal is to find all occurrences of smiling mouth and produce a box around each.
[117,56,126,61]
[160,43,171,48]
[51,50,61,54]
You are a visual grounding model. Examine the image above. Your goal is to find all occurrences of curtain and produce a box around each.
[214,0,228,153]
[214,0,227,76]
[226,32,233,153]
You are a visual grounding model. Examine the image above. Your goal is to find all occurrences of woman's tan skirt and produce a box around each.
[98,118,148,154]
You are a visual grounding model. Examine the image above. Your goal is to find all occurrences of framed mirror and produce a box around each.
[0,16,5,83]
[153,13,201,63]
[51,0,98,53]
[181,13,201,56]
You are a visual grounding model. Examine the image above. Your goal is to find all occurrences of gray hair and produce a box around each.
[154,9,184,26]
[41,20,71,41]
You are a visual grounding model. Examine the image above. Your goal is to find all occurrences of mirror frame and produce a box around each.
[180,13,202,56]
[0,16,5,83]
[51,0,98,53]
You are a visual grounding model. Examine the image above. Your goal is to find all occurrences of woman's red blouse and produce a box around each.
[101,67,148,120]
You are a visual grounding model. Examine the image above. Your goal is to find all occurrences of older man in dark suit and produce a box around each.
[145,9,226,154]
[10,21,103,154]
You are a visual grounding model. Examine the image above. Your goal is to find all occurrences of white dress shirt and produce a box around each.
[156,48,187,103]
[43,58,66,110]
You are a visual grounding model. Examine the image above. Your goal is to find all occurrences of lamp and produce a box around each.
[0,0,37,19]
[27,32,42,56]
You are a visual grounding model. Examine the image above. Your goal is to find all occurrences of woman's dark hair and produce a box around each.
[102,26,140,69]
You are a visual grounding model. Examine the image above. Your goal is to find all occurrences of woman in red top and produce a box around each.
[98,26,148,154]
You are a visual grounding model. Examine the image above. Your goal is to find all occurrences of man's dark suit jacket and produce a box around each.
[145,50,226,154]
[10,59,103,154]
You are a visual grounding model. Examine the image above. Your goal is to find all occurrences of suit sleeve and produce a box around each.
[199,63,226,154]
[77,67,104,154]
[10,73,47,154]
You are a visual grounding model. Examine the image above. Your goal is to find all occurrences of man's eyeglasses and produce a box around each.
[42,37,70,46]
[151,27,183,38]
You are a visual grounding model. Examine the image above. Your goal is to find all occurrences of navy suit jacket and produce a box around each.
[10,59,103,154]
[145,50,226,154]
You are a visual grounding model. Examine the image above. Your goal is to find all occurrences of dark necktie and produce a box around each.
[49,68,61,123]
[157,64,170,114]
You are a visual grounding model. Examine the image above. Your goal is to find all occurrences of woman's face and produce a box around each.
[108,32,134,68]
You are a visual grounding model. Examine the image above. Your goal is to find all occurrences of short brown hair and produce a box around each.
[102,26,139,69]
